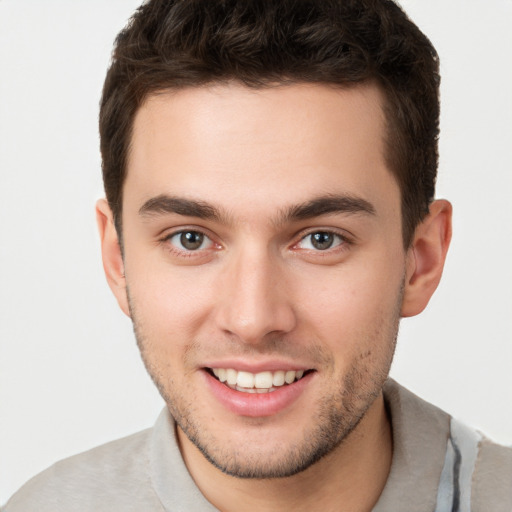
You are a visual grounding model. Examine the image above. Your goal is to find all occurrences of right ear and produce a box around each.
[95,199,131,317]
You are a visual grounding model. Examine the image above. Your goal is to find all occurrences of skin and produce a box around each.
[97,82,452,512]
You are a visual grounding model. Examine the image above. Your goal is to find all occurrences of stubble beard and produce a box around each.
[128,288,401,480]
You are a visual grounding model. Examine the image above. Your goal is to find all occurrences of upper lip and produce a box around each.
[202,359,313,373]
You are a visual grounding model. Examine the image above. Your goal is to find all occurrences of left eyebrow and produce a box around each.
[280,194,376,223]
[138,195,226,222]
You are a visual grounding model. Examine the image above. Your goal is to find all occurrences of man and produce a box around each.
[3,0,511,511]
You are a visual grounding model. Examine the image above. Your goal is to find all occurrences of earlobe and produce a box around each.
[95,199,131,317]
[401,199,452,317]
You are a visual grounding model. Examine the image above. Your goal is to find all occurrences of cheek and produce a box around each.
[300,261,401,310]
[125,255,218,337]
[294,255,404,344]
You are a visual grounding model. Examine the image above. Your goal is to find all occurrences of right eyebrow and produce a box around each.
[138,195,224,221]
[280,194,376,223]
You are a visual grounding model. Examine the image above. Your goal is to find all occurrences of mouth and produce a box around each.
[206,367,314,394]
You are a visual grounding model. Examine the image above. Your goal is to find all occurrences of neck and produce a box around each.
[178,393,392,512]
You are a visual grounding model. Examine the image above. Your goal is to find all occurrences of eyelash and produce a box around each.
[293,229,353,256]
[299,230,346,247]
[160,227,353,258]
[159,229,218,257]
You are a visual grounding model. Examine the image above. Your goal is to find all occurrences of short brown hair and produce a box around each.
[100,0,440,247]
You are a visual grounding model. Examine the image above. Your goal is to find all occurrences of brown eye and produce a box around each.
[296,231,345,251]
[310,232,334,250]
[168,230,212,251]
[180,231,204,250]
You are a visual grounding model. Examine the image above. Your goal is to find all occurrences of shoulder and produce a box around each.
[3,429,164,512]
[472,436,512,511]
[382,379,512,511]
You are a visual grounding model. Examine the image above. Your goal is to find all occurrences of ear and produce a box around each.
[96,199,131,317]
[401,199,452,317]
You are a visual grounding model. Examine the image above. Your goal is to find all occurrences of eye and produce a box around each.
[297,231,345,251]
[168,230,213,251]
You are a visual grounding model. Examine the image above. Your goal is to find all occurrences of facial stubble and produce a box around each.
[127,282,402,480]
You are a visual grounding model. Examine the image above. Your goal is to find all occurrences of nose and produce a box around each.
[214,246,296,344]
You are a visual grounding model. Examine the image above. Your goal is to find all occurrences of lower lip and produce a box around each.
[203,370,314,417]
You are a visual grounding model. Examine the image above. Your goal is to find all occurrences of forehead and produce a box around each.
[125,82,398,221]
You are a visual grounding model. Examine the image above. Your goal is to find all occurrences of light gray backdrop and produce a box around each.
[1,0,511,504]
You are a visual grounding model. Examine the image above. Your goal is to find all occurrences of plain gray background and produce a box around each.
[1,0,511,504]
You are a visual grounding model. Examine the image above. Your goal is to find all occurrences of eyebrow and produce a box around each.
[139,195,225,222]
[138,193,376,224]
[282,194,376,222]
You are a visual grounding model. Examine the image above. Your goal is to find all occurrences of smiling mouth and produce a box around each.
[206,368,313,394]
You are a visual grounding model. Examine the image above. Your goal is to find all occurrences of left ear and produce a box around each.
[401,199,452,317]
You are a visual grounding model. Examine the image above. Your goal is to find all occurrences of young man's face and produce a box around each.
[115,83,409,477]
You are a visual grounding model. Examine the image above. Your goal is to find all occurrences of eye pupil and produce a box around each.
[311,232,334,250]
[180,231,204,250]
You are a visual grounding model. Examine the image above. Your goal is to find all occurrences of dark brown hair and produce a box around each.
[100,0,440,247]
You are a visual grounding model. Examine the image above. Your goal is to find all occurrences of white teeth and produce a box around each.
[272,370,285,386]
[285,370,296,384]
[237,371,255,388]
[226,368,237,385]
[254,371,273,389]
[210,368,307,390]
[236,385,258,393]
